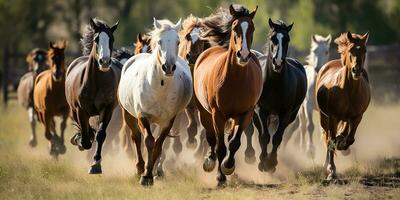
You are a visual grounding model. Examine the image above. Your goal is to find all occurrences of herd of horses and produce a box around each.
[16,4,370,187]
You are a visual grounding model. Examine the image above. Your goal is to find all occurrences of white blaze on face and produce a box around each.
[141,45,149,53]
[98,32,111,64]
[240,22,250,59]
[276,33,284,66]
[190,28,201,44]
[159,30,179,66]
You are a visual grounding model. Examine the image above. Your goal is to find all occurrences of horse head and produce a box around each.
[267,18,293,72]
[89,18,119,72]
[335,32,369,80]
[311,34,331,71]
[48,40,67,82]
[229,4,257,66]
[151,18,181,76]
[134,33,151,55]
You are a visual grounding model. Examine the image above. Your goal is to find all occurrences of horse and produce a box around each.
[33,41,68,158]
[194,5,261,186]
[17,48,48,147]
[134,33,151,54]
[249,19,307,173]
[283,34,331,159]
[118,18,192,186]
[316,32,370,180]
[65,18,120,174]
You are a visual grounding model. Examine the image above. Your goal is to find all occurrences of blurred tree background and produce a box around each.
[0,0,399,81]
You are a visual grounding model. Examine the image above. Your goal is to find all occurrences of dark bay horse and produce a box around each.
[17,48,48,147]
[194,5,262,186]
[65,18,120,174]
[33,41,68,158]
[316,32,370,180]
[251,19,307,173]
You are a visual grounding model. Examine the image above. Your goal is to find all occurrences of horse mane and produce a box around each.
[80,18,110,56]
[200,5,251,48]
[180,14,202,38]
[334,32,364,54]
[149,19,177,49]
[113,48,132,61]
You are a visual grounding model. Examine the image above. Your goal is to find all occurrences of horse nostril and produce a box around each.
[236,51,241,58]
[172,64,176,71]
[186,53,191,60]
[162,64,167,71]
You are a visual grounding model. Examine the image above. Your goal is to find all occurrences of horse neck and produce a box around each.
[306,51,318,71]
[342,59,363,95]
[84,45,100,87]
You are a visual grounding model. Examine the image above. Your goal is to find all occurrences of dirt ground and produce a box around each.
[0,100,399,199]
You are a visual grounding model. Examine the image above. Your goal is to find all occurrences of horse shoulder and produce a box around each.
[67,56,88,76]
[122,53,151,75]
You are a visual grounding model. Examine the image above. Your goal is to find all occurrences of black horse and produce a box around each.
[247,18,307,172]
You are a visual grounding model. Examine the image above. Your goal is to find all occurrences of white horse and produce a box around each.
[118,18,193,186]
[284,34,331,159]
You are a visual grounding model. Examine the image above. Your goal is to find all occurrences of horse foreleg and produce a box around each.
[152,117,175,181]
[194,127,207,159]
[123,109,144,177]
[305,105,315,159]
[299,106,307,152]
[326,116,338,180]
[74,109,92,150]
[43,114,57,158]
[244,120,256,164]
[222,110,253,176]
[198,109,217,173]
[28,107,37,147]
[212,109,227,187]
[282,116,299,150]
[88,105,113,174]
[256,109,271,172]
[265,115,290,173]
[58,112,68,154]
[137,114,155,186]
[337,115,361,152]
[185,105,198,149]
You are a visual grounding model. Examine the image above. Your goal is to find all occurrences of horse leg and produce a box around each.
[194,127,207,159]
[265,115,290,173]
[137,113,155,186]
[298,106,307,152]
[256,109,271,172]
[282,116,299,150]
[28,107,37,147]
[88,105,113,174]
[244,119,256,164]
[222,110,253,176]
[305,105,315,159]
[43,114,57,158]
[123,109,144,177]
[171,125,182,157]
[199,109,217,173]
[185,105,198,149]
[72,108,92,150]
[211,109,227,187]
[326,116,338,180]
[337,116,361,152]
[58,112,68,154]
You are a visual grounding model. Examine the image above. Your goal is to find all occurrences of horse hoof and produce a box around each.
[341,148,351,156]
[258,162,265,172]
[244,148,256,164]
[217,180,227,188]
[88,162,102,174]
[140,176,154,186]
[155,168,164,179]
[58,145,66,154]
[186,138,197,149]
[203,158,216,172]
[221,160,235,175]
[29,139,37,147]
[326,173,337,181]
[264,158,278,173]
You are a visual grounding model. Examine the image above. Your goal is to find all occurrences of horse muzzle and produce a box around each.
[351,67,361,80]
[236,51,250,66]
[162,64,176,76]
[98,58,111,72]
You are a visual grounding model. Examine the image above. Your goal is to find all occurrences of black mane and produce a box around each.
[80,18,110,56]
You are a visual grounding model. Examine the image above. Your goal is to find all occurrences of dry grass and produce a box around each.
[0,100,399,199]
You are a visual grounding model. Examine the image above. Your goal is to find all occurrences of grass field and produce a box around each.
[0,100,399,199]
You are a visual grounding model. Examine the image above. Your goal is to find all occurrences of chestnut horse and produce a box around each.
[134,33,151,55]
[17,48,48,147]
[65,18,120,174]
[194,5,262,186]
[33,41,68,158]
[316,32,370,180]
[250,19,307,173]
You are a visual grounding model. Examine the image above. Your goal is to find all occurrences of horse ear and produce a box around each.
[346,31,354,42]
[110,20,119,33]
[268,18,275,29]
[174,18,182,31]
[249,6,258,19]
[229,4,236,16]
[286,22,293,32]
[362,32,369,43]
[49,41,55,49]
[326,34,332,43]
[153,18,162,29]
[89,18,98,31]
[312,35,318,43]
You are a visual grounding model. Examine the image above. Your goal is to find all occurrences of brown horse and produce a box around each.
[17,48,48,147]
[134,33,151,55]
[65,18,120,174]
[194,5,262,186]
[316,32,370,180]
[33,41,68,158]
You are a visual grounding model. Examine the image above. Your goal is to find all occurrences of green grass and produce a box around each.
[0,100,399,199]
